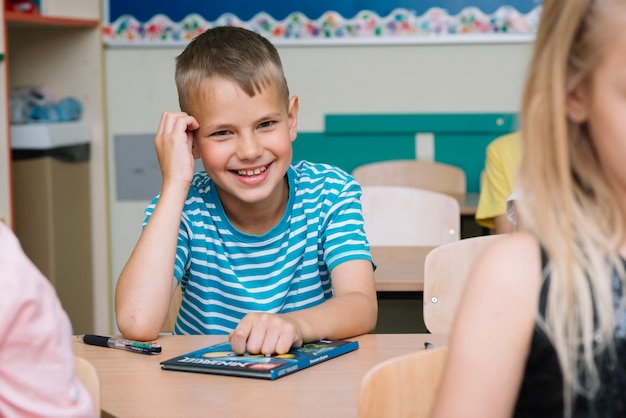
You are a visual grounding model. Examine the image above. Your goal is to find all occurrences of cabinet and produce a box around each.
[0,2,109,334]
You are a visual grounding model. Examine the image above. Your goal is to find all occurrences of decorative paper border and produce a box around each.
[103,6,541,46]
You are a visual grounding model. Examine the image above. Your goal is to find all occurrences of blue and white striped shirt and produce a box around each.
[143,161,372,335]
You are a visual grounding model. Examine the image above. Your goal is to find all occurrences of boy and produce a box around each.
[115,26,378,355]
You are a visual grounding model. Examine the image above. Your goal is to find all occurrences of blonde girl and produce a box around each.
[432,0,626,416]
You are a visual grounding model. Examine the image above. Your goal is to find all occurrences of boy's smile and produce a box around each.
[232,162,271,186]
[188,77,299,232]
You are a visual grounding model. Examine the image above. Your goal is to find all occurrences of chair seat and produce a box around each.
[358,346,449,418]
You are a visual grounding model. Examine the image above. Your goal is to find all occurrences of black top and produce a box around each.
[513,251,626,418]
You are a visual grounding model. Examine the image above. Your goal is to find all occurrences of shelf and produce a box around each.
[11,120,90,149]
[5,11,99,28]
[1,0,107,333]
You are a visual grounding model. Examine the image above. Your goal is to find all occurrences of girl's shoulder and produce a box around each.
[467,232,543,303]
[482,232,540,265]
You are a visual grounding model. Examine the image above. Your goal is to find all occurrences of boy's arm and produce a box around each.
[229,259,377,355]
[115,112,199,341]
[286,258,378,337]
[114,186,186,341]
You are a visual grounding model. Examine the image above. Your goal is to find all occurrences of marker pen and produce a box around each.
[83,334,162,355]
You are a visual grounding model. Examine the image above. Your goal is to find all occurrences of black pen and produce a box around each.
[424,341,434,350]
[83,334,161,355]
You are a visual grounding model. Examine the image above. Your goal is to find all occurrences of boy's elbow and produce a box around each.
[349,291,378,334]
[364,299,378,333]
[116,312,161,342]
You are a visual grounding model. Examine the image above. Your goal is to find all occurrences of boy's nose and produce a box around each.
[236,133,263,160]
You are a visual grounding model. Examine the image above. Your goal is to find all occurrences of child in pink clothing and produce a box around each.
[0,222,96,418]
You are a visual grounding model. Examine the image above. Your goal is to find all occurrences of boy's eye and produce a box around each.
[259,121,275,129]
[211,130,232,137]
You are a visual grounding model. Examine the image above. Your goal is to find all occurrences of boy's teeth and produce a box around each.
[237,165,267,176]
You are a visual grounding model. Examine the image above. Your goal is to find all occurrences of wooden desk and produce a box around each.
[371,246,435,292]
[73,334,448,418]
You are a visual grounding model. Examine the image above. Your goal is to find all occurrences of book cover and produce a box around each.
[160,339,359,380]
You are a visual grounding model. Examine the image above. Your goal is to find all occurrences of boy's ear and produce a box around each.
[288,96,299,142]
[565,83,588,123]
[191,137,201,159]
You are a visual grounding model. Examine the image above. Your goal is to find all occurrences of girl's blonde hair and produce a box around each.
[517,0,626,415]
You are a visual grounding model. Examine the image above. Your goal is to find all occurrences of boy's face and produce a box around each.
[188,77,298,208]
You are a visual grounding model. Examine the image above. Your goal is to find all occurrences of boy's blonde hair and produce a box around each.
[175,26,289,112]
[517,0,626,415]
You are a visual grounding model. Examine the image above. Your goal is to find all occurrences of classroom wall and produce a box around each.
[105,41,533,330]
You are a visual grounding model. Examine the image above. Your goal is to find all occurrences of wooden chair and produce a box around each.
[360,186,460,246]
[353,160,467,204]
[74,355,101,417]
[358,346,448,418]
[423,234,505,333]
[160,286,183,333]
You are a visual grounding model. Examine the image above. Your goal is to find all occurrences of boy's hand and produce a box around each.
[155,111,200,187]
[228,313,304,355]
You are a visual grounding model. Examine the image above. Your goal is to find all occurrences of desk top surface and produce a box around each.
[73,333,448,418]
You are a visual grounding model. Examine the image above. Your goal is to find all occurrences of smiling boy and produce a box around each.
[115,26,377,355]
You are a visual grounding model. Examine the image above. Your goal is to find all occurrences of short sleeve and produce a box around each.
[321,178,372,272]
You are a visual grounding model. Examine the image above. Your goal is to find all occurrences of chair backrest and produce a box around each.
[74,355,101,417]
[423,234,505,333]
[160,286,183,333]
[353,160,467,203]
[360,186,460,246]
[358,346,448,418]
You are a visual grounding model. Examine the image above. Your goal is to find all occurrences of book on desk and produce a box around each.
[160,339,359,380]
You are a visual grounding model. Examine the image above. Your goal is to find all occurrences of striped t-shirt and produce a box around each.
[143,160,372,335]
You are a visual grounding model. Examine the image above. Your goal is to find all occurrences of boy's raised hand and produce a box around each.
[155,111,200,188]
[229,312,304,355]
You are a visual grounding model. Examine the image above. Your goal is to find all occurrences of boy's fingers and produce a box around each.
[274,331,296,355]
[260,327,282,356]
[230,318,257,354]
